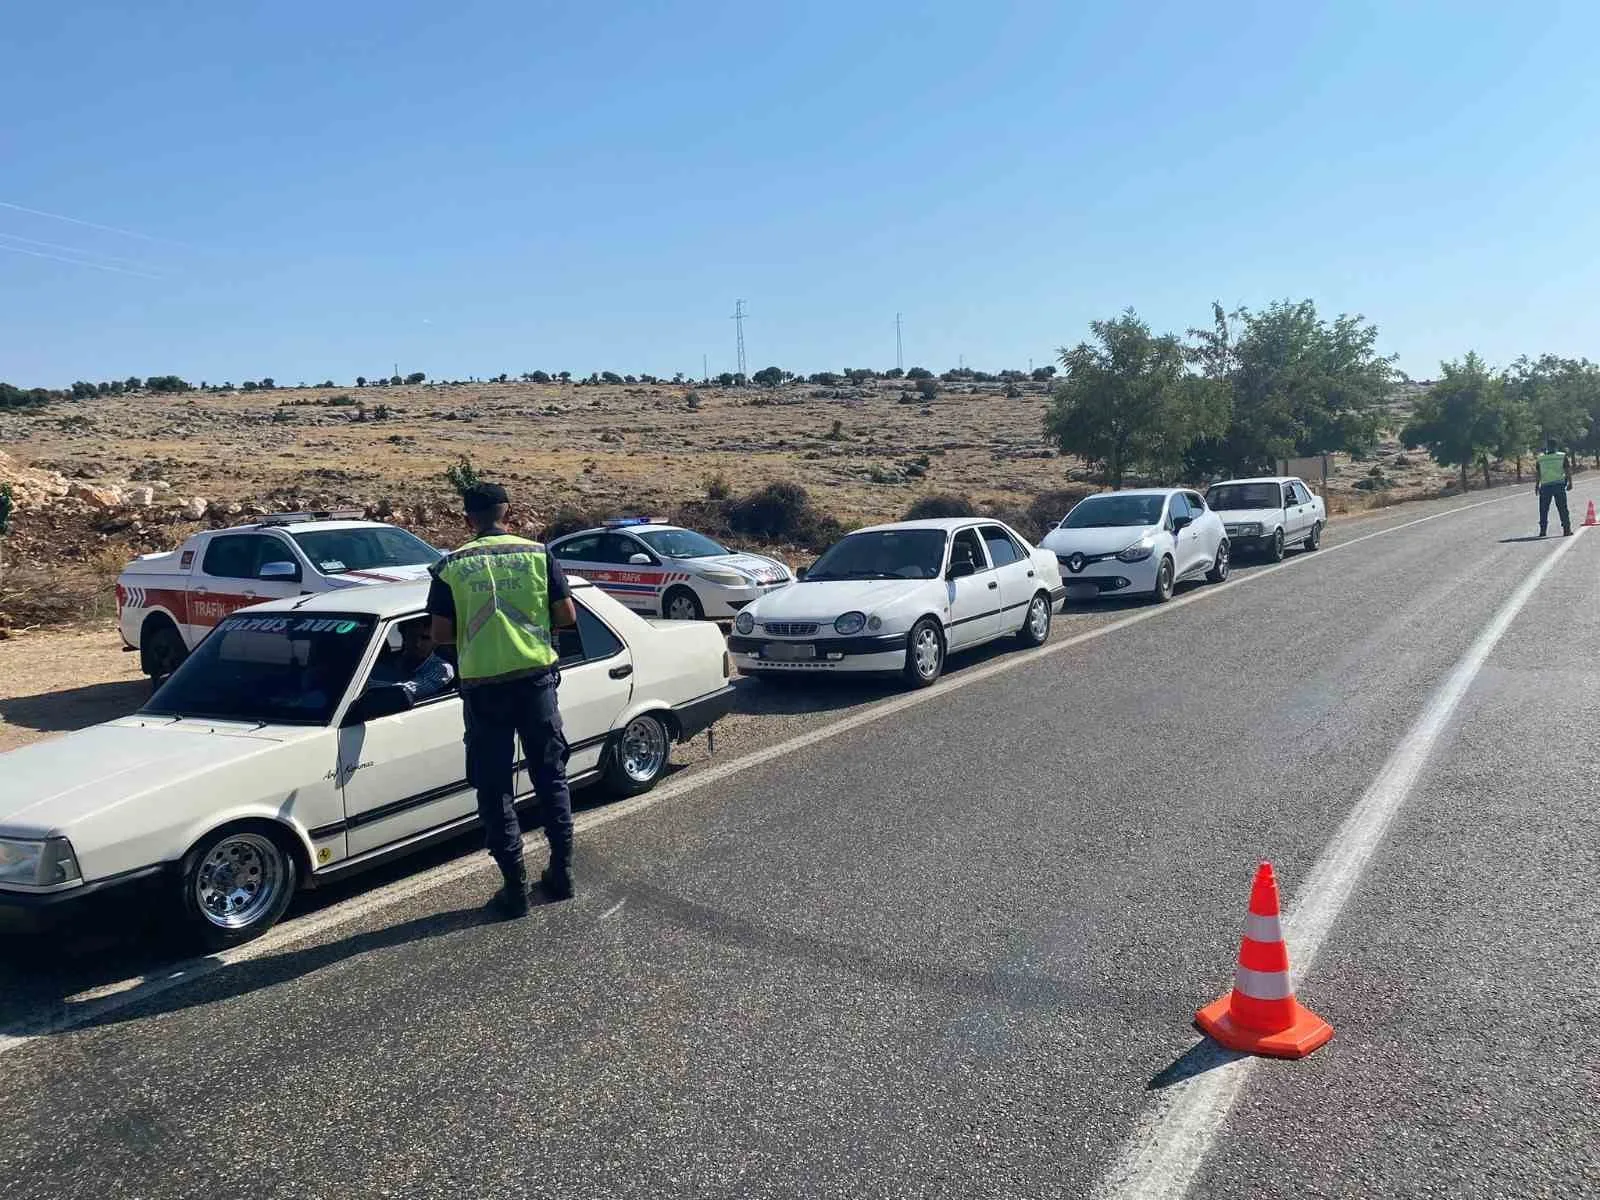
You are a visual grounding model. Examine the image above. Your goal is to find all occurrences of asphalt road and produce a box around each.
[2,483,1597,1199]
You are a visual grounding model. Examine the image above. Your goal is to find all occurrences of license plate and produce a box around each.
[762,642,816,662]
[1065,583,1099,601]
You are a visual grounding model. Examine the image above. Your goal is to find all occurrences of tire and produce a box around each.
[1305,521,1323,552]
[604,712,671,796]
[1151,556,1175,604]
[1016,591,1052,647]
[661,586,704,621]
[141,618,188,687]
[1206,540,1231,584]
[903,617,945,688]
[1266,528,1286,563]
[176,825,298,951]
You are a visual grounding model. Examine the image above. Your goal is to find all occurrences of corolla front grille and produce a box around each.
[762,622,820,636]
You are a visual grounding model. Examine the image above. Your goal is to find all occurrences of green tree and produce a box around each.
[443,455,480,496]
[915,377,940,400]
[124,376,143,391]
[1044,309,1224,489]
[355,376,367,388]
[1031,365,1057,382]
[752,366,784,387]
[405,371,426,385]
[1401,353,1507,492]
[1185,300,1395,476]
[906,367,933,380]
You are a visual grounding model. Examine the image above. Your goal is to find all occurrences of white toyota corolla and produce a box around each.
[548,519,793,621]
[727,518,1065,687]
[0,578,734,947]
[1041,488,1230,604]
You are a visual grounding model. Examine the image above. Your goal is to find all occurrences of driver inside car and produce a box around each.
[397,621,456,705]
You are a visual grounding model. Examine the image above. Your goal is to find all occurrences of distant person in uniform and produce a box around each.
[428,482,577,918]
[1535,438,1574,538]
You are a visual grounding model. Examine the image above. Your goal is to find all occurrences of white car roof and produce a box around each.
[241,575,596,619]
[1211,477,1296,486]
[853,517,1004,534]
[1075,488,1184,499]
[551,523,681,540]
[227,520,403,535]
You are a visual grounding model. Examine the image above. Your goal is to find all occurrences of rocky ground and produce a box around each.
[0,378,1465,633]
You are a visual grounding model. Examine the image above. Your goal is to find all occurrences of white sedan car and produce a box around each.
[0,578,734,948]
[727,518,1065,688]
[1206,476,1326,561]
[549,519,794,621]
[1040,488,1229,604]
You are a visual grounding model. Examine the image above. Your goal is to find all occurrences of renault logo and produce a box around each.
[1067,553,1086,573]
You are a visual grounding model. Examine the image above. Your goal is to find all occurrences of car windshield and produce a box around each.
[292,527,442,575]
[142,613,377,725]
[1207,483,1283,511]
[1059,495,1167,529]
[806,529,947,580]
[636,528,730,559]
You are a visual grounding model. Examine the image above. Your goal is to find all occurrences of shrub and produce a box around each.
[325,393,357,407]
[915,377,939,400]
[443,455,481,496]
[904,492,974,520]
[1004,382,1023,399]
[704,471,732,500]
[825,418,845,441]
[727,482,842,549]
[1023,487,1097,541]
[906,367,933,380]
[685,391,703,410]
[542,507,607,540]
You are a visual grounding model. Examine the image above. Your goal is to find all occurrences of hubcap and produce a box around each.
[620,716,668,783]
[666,593,698,620]
[913,627,942,677]
[1160,562,1173,594]
[1218,546,1230,578]
[194,833,283,930]
[1028,597,1049,639]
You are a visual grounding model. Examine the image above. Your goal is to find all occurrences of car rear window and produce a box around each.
[292,527,441,574]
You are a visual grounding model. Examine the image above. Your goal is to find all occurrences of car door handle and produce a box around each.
[987,581,998,590]
[609,664,634,679]
[1026,570,1035,578]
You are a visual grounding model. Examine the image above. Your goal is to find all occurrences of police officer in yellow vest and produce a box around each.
[429,482,577,917]
[1535,438,1574,538]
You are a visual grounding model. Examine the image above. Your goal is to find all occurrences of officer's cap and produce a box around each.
[461,481,509,513]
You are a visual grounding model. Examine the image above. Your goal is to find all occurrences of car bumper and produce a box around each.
[0,862,167,912]
[1058,556,1157,598]
[727,632,910,674]
[671,685,737,740]
[699,581,793,618]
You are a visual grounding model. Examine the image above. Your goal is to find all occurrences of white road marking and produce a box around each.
[600,900,626,920]
[1090,527,1586,1200]
[0,486,1553,1055]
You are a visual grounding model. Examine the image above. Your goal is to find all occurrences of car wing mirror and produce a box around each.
[259,560,301,581]
[344,683,411,725]
[796,564,808,580]
[628,553,652,565]
[946,560,976,580]
[1170,516,1192,532]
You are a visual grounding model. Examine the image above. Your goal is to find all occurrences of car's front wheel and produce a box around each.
[1206,540,1231,584]
[661,586,704,621]
[1305,521,1323,551]
[142,619,188,688]
[177,825,298,950]
[1017,591,1052,647]
[605,712,671,796]
[1266,528,1286,562]
[1151,556,1175,603]
[903,617,945,688]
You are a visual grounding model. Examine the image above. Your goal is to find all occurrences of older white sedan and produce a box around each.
[727,518,1065,688]
[0,578,734,948]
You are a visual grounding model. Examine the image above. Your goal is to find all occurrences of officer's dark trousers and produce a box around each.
[463,674,573,873]
[1539,483,1571,534]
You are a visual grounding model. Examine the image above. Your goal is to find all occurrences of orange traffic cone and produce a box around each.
[1195,862,1333,1059]
[1584,500,1596,528]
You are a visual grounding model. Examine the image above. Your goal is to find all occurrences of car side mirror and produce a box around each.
[628,553,652,566]
[795,564,808,580]
[947,560,976,580]
[259,560,301,582]
[1170,516,1192,532]
[344,683,411,725]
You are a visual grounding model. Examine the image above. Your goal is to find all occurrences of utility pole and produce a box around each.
[730,299,748,379]
[702,353,708,384]
[895,313,903,372]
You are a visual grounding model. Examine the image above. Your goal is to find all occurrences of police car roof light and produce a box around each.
[255,509,368,527]
[603,516,665,528]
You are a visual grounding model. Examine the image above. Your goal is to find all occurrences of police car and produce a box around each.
[547,518,794,620]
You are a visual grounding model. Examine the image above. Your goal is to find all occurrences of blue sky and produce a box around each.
[4,0,1598,387]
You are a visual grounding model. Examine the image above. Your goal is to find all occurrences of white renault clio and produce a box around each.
[1041,488,1230,604]
[728,518,1065,688]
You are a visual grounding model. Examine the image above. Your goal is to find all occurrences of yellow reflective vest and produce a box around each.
[433,534,558,684]
[1537,451,1568,486]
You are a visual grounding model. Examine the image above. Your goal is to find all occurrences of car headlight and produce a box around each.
[1116,538,1156,563]
[700,569,748,587]
[734,611,756,635]
[834,611,867,635]
[867,615,882,632]
[0,836,81,889]
[1228,522,1262,537]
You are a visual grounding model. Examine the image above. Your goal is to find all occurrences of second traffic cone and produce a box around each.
[1195,862,1333,1060]
[1584,500,1596,528]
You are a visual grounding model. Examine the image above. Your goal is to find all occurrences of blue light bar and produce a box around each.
[603,516,665,528]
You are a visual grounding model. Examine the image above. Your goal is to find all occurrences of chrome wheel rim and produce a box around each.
[620,716,668,783]
[665,592,699,620]
[1027,596,1050,640]
[1274,531,1284,557]
[1159,561,1173,597]
[913,626,942,678]
[1216,544,1230,579]
[194,833,284,930]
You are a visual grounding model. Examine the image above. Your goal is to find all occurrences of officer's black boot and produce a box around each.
[490,856,531,919]
[539,837,575,901]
